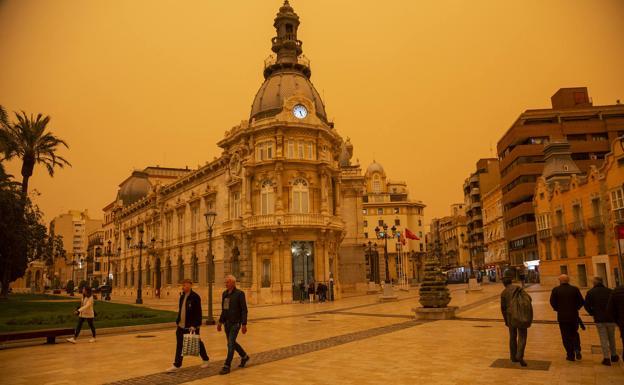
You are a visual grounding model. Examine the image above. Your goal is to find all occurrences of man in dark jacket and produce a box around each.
[217,275,249,375]
[500,275,529,366]
[585,276,619,365]
[607,284,624,358]
[167,279,209,372]
[550,274,584,361]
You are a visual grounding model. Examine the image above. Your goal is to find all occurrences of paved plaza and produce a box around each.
[1,283,623,385]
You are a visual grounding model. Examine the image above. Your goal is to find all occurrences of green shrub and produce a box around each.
[66,280,75,294]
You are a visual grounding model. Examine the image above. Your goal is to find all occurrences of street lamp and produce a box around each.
[374,222,398,285]
[204,211,217,325]
[105,240,112,300]
[362,241,378,283]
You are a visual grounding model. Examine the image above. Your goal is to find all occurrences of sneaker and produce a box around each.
[239,355,250,368]
[602,358,612,366]
[611,355,619,363]
[166,366,180,373]
[88,338,96,343]
[200,360,210,368]
[519,360,528,367]
[575,351,582,360]
[66,337,76,344]
[219,367,230,375]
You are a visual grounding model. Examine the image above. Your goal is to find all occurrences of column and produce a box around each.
[275,163,284,214]
[243,168,252,216]
[320,169,329,215]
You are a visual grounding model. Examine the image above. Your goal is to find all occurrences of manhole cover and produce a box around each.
[136,335,156,338]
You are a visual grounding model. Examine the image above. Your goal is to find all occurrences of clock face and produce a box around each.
[293,104,308,119]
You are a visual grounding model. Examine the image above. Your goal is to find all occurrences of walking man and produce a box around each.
[607,284,624,359]
[218,275,250,375]
[167,279,209,372]
[550,274,584,361]
[500,274,532,366]
[584,276,619,366]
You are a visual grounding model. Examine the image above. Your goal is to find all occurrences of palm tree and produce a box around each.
[0,108,71,197]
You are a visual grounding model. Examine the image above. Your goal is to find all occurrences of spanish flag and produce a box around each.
[405,228,420,240]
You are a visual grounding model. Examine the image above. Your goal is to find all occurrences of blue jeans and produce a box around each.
[595,323,617,359]
[224,322,247,368]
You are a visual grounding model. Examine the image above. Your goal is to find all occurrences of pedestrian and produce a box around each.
[299,280,306,303]
[550,274,584,361]
[500,274,532,366]
[584,276,619,366]
[217,275,250,375]
[607,283,624,359]
[308,280,315,303]
[167,278,209,372]
[66,286,96,344]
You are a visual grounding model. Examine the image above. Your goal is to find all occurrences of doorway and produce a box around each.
[291,241,314,301]
[596,263,608,287]
[577,264,587,287]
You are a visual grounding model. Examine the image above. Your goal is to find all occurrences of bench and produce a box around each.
[0,328,75,345]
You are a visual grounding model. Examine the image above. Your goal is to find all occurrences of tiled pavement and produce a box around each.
[2,283,623,385]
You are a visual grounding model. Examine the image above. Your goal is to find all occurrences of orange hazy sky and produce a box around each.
[1,0,623,223]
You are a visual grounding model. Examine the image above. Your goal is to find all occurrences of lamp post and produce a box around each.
[374,222,399,299]
[204,211,217,325]
[363,241,378,283]
[104,240,112,300]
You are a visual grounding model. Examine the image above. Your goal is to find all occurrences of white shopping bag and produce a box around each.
[182,331,201,356]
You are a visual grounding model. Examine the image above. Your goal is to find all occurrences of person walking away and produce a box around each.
[550,274,584,361]
[607,284,624,359]
[584,276,619,366]
[167,278,209,372]
[66,286,96,343]
[308,280,315,303]
[500,274,532,366]
[218,275,250,375]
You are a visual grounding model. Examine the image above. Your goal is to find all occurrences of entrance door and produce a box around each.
[577,264,587,287]
[596,263,608,287]
[291,241,314,301]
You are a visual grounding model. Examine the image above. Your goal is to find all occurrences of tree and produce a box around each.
[0,107,71,197]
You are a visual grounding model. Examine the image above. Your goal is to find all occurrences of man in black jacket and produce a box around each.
[217,275,249,375]
[585,276,619,365]
[550,274,584,361]
[500,275,529,366]
[607,284,624,359]
[167,279,209,372]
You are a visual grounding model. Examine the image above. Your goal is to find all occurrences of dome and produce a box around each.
[118,171,151,205]
[366,161,385,175]
[250,70,327,121]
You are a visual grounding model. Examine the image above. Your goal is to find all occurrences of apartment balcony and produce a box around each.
[537,228,552,239]
[614,209,624,224]
[552,224,567,238]
[470,187,480,196]
[470,201,482,210]
[587,215,605,231]
[568,220,585,235]
[241,213,343,230]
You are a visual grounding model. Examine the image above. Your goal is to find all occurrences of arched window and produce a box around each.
[261,180,275,215]
[166,258,172,284]
[145,260,151,285]
[178,256,185,283]
[291,178,309,214]
[191,254,199,283]
[373,175,381,193]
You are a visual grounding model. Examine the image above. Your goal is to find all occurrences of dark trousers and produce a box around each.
[508,326,527,361]
[619,324,624,355]
[75,317,95,338]
[174,327,209,367]
[558,321,581,357]
[224,322,247,368]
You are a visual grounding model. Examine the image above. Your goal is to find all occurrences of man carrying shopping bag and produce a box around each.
[167,278,210,372]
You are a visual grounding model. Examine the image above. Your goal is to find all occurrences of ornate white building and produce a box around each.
[101,1,370,304]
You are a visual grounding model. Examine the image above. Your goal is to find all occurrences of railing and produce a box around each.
[241,213,339,229]
[537,229,552,239]
[568,220,585,235]
[264,53,309,69]
[552,224,567,238]
[587,216,605,231]
[470,187,480,196]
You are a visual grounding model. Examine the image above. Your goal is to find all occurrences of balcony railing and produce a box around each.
[242,213,339,229]
[568,220,585,235]
[587,216,605,231]
[552,224,567,238]
[537,229,552,239]
[470,187,480,196]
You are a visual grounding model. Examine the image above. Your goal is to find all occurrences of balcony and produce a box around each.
[614,209,624,224]
[470,201,482,210]
[241,213,342,230]
[537,228,552,239]
[568,220,585,235]
[587,215,605,231]
[470,187,480,196]
[552,224,567,238]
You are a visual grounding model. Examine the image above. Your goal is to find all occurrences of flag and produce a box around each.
[405,228,420,240]
[617,225,624,240]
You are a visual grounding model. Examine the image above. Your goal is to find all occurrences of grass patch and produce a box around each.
[0,294,176,332]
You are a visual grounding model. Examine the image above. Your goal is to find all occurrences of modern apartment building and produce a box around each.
[497,87,624,267]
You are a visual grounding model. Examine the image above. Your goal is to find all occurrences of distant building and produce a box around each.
[534,138,624,287]
[361,161,426,283]
[482,184,508,281]
[497,87,624,269]
[463,158,500,274]
[430,204,469,282]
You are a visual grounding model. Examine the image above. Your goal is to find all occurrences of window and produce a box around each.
[611,188,624,210]
[577,235,586,257]
[572,204,582,222]
[256,141,274,161]
[393,207,399,214]
[592,133,608,142]
[291,178,309,214]
[362,208,368,215]
[145,261,151,285]
[230,191,241,219]
[166,259,172,284]
[306,142,314,160]
[165,214,173,242]
[363,220,368,227]
[373,175,381,193]
[559,238,567,259]
[191,205,199,236]
[288,140,294,158]
[261,180,275,215]
[598,231,607,254]
[297,141,304,159]
[378,219,384,226]
[560,265,568,275]
[377,208,383,215]
[591,198,601,217]
[130,266,135,286]
[394,219,401,226]
[177,213,184,241]
[177,256,184,283]
[418,219,422,226]
[262,259,271,288]
[191,254,199,282]
[364,232,368,239]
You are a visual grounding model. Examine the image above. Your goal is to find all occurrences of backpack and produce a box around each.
[509,287,533,328]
